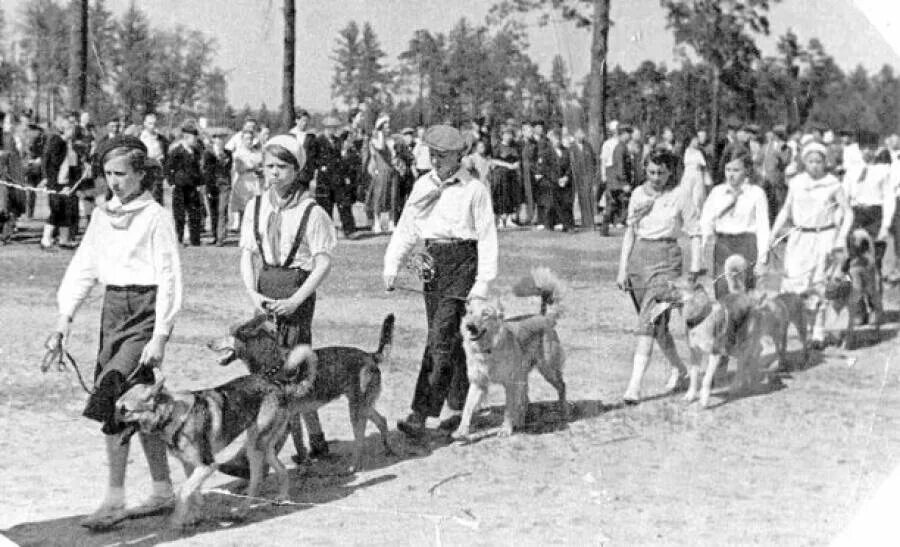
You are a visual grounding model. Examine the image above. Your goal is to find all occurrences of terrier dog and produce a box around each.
[115,371,303,528]
[208,314,395,471]
[453,268,567,440]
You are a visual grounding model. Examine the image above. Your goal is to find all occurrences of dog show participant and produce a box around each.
[700,149,770,299]
[771,141,854,350]
[48,135,183,530]
[845,148,895,270]
[617,148,701,405]
[383,124,498,438]
[239,133,337,463]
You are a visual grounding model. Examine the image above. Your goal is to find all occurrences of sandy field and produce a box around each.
[2,213,900,546]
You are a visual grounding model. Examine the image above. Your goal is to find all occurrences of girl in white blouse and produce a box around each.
[617,149,701,404]
[50,136,183,529]
[845,148,895,267]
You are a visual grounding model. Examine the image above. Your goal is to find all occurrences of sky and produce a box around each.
[4,0,900,112]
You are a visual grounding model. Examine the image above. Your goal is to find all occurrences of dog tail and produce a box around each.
[373,314,395,363]
[723,254,749,294]
[513,267,565,318]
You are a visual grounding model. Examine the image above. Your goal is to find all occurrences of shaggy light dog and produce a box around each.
[452,268,567,440]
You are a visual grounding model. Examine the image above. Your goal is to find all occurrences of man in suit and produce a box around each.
[598,124,633,236]
[166,122,204,246]
[290,109,318,186]
[532,119,557,231]
[548,128,574,231]
[139,112,168,204]
[761,124,792,224]
[315,115,357,239]
[569,128,597,230]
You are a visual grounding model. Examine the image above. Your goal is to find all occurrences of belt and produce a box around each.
[425,238,476,246]
[715,232,754,238]
[797,224,836,233]
[106,284,157,293]
[638,237,677,244]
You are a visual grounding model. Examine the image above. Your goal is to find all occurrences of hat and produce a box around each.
[772,124,787,138]
[617,124,634,134]
[375,114,390,130]
[422,124,466,152]
[726,117,742,130]
[321,115,341,128]
[180,122,198,136]
[801,141,828,161]
[743,123,760,134]
[95,135,148,165]
[295,109,310,119]
[264,134,306,171]
[401,127,415,135]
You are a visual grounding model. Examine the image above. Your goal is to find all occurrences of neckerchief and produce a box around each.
[413,167,472,211]
[266,187,309,263]
[101,191,155,230]
[717,183,745,219]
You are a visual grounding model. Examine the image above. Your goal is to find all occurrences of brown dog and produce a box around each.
[757,291,809,371]
[209,314,395,471]
[116,373,297,528]
[452,268,567,440]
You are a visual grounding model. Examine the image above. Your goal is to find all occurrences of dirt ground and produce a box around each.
[2,212,900,546]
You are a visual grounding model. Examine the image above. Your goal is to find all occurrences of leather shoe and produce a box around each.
[397,412,426,439]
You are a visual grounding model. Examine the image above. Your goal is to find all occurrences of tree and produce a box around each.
[331,21,391,109]
[661,0,777,167]
[489,0,609,154]
[67,0,88,110]
[19,0,70,120]
[398,29,445,124]
[85,0,118,120]
[154,26,218,117]
[112,1,156,116]
[282,0,295,127]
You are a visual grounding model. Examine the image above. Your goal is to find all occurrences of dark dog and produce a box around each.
[822,229,882,349]
[757,291,809,371]
[209,314,395,472]
[116,374,295,528]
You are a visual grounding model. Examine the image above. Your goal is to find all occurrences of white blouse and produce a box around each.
[383,169,498,284]
[57,193,183,337]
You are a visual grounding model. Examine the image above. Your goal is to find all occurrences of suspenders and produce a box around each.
[253,195,316,267]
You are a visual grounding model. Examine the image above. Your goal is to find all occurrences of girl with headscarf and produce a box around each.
[49,136,183,529]
[771,141,854,349]
[239,133,337,462]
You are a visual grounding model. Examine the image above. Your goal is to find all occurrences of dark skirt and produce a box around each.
[713,232,758,299]
[83,285,157,434]
[626,238,682,336]
[48,193,78,227]
[257,265,315,347]
[491,167,519,215]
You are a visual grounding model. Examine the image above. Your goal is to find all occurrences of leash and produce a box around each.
[392,285,472,302]
[40,332,144,395]
[0,174,90,196]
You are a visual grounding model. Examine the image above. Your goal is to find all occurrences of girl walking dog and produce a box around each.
[46,136,183,530]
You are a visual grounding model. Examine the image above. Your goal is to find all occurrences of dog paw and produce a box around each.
[450,428,471,442]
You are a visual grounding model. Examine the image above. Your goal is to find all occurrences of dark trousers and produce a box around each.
[315,181,356,235]
[602,188,630,226]
[392,175,413,224]
[535,186,554,228]
[47,192,77,228]
[412,240,477,418]
[763,179,787,226]
[171,185,203,245]
[548,185,574,229]
[713,233,757,299]
[207,184,230,243]
[521,166,535,222]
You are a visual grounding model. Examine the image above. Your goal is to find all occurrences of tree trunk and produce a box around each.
[587,0,610,155]
[710,64,721,173]
[67,0,88,111]
[282,0,296,129]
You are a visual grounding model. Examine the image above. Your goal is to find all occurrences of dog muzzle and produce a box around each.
[207,336,238,366]
[465,323,487,342]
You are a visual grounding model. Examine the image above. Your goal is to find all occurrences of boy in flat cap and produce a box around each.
[316,115,357,238]
[165,122,204,246]
[383,124,498,438]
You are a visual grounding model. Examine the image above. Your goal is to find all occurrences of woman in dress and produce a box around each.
[49,136,182,529]
[365,114,397,233]
[771,141,854,349]
[617,149,701,404]
[681,133,712,219]
[700,149,770,298]
[491,129,521,228]
[230,129,263,229]
[239,133,337,462]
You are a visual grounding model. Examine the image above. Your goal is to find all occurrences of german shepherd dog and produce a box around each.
[821,229,883,349]
[453,268,567,440]
[208,314,395,472]
[115,371,303,528]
